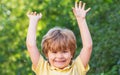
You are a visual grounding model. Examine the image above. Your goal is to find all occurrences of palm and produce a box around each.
[27,12,42,21]
[74,8,86,18]
[72,1,90,18]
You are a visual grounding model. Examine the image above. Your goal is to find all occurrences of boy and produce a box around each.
[26,1,92,75]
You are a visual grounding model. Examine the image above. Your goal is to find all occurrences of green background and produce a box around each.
[0,0,120,75]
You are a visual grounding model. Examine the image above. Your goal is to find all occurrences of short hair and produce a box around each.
[41,27,77,57]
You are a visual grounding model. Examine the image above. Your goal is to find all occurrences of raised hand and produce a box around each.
[27,12,42,22]
[72,1,91,19]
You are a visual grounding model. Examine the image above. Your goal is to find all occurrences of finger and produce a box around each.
[39,13,42,16]
[79,1,82,8]
[72,7,75,10]
[72,9,75,15]
[86,8,91,12]
[27,11,30,15]
[72,7,75,12]
[72,7,75,13]
[82,3,86,9]
[75,1,78,9]
[31,12,34,15]
[37,13,42,18]
[34,12,37,15]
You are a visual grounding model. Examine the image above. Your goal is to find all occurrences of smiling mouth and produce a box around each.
[54,60,66,63]
[54,60,66,62]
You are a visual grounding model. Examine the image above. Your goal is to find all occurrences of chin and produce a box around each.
[55,65,67,69]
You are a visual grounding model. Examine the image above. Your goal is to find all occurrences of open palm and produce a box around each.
[27,12,42,21]
[72,1,91,18]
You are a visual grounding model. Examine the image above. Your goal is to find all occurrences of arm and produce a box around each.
[72,1,92,67]
[26,12,42,68]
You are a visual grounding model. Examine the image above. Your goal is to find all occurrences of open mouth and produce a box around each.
[55,59,66,62]
[54,60,66,63]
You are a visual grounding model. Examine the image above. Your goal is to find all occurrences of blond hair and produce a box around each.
[41,27,77,57]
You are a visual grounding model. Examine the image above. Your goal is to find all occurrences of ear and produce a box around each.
[44,53,48,60]
[71,54,73,59]
[46,54,48,58]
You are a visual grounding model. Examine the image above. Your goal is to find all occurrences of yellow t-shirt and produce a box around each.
[32,56,90,75]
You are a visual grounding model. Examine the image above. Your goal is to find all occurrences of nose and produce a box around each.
[56,52,63,58]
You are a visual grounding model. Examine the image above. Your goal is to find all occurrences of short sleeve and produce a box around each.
[32,55,45,74]
[74,56,90,74]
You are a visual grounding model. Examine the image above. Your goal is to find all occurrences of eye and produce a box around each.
[52,51,57,54]
[63,50,68,53]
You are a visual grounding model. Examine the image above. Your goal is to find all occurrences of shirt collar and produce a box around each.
[50,65,71,72]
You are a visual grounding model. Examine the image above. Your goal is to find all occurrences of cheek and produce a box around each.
[47,53,55,60]
[64,53,73,59]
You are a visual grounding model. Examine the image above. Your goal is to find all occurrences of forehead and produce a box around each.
[48,36,71,52]
[49,49,70,52]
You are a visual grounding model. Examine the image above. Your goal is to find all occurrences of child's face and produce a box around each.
[47,49,72,69]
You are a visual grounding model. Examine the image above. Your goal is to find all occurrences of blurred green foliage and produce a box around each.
[0,0,120,75]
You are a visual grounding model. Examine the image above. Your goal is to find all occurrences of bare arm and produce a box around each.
[72,1,92,67]
[26,12,42,68]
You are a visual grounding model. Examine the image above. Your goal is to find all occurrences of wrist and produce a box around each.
[29,20,38,26]
[29,18,39,22]
[76,17,86,21]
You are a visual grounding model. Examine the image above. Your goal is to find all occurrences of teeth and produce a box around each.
[54,59,66,62]
[55,60,65,62]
